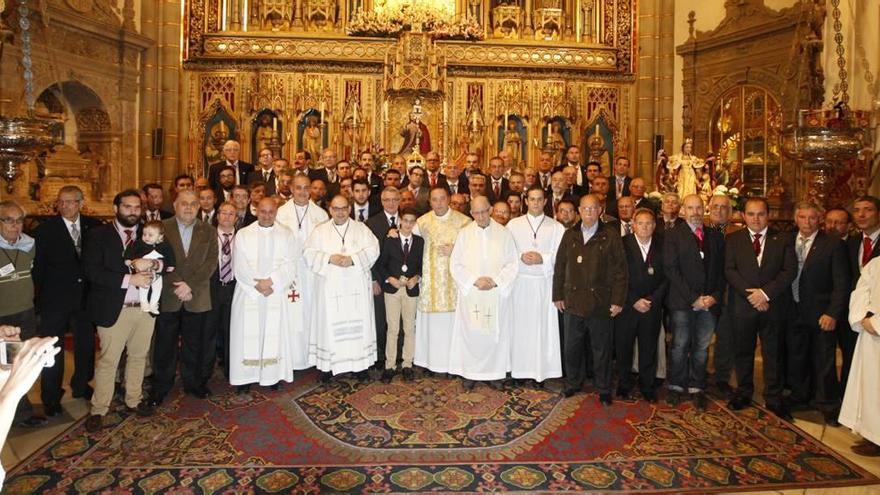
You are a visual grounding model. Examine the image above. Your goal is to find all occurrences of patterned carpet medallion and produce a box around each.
[5,371,877,493]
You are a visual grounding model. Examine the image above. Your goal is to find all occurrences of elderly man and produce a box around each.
[655,193,683,235]
[230,198,300,392]
[491,201,511,226]
[469,173,488,199]
[304,195,380,380]
[33,186,103,417]
[413,187,472,375]
[553,194,627,405]
[508,187,566,385]
[150,191,219,405]
[247,148,277,195]
[209,140,254,189]
[630,178,655,212]
[449,196,518,388]
[443,161,468,195]
[277,174,329,369]
[309,148,338,186]
[450,193,469,214]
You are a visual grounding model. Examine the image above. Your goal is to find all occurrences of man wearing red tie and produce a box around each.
[425,152,446,189]
[725,197,797,419]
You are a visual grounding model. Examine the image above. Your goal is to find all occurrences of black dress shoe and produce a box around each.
[185,387,208,399]
[728,396,751,411]
[766,403,793,421]
[642,390,657,403]
[402,368,414,381]
[823,412,841,427]
[199,385,212,397]
[599,393,613,406]
[354,370,370,382]
[616,388,633,400]
[692,391,708,411]
[714,381,733,397]
[44,403,63,417]
[381,369,395,383]
[17,415,48,428]
[463,379,476,391]
[85,414,103,432]
[320,372,333,383]
[666,390,682,406]
[236,385,251,395]
[269,383,280,391]
[72,385,94,400]
[563,388,578,398]
[127,402,155,417]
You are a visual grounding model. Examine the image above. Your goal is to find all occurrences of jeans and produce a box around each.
[668,309,716,393]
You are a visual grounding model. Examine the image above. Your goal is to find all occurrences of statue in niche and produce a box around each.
[399,101,431,157]
[502,120,522,165]
[587,128,610,176]
[255,114,277,154]
[546,121,566,164]
[662,138,707,200]
[654,149,678,194]
[205,121,229,163]
[467,0,482,20]
[302,115,323,164]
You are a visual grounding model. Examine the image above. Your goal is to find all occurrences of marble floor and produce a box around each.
[3,353,880,495]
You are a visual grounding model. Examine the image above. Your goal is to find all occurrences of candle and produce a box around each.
[595,123,599,135]
[221,0,228,30]
[219,120,227,134]
[272,117,278,133]
[320,101,325,122]
[504,112,508,130]
[547,121,552,137]
[353,102,359,126]
[471,109,477,128]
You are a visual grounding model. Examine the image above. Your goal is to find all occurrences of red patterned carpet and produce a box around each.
[5,370,877,493]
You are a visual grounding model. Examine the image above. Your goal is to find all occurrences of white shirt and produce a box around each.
[384,211,398,227]
[636,237,652,262]
[795,230,818,262]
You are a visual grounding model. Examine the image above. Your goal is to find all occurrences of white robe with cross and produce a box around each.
[229,222,300,386]
[448,219,519,380]
[840,257,880,445]
[304,218,380,374]
[276,199,329,369]
[506,213,565,381]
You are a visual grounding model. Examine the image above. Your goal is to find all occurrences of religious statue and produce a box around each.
[587,128,610,176]
[502,120,522,165]
[255,114,278,154]
[205,121,228,163]
[398,99,431,157]
[663,138,707,200]
[654,149,677,194]
[546,121,566,164]
[302,115,322,164]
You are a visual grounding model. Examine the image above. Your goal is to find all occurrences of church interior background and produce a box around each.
[0,0,876,216]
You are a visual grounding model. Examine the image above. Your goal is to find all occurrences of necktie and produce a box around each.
[359,208,366,222]
[666,220,675,231]
[617,178,624,198]
[219,233,233,283]
[541,174,548,188]
[694,226,704,251]
[493,181,500,198]
[403,237,410,257]
[123,229,134,249]
[752,233,763,258]
[71,223,81,256]
[793,236,807,302]
[264,170,270,182]
[624,222,632,235]
[450,183,456,193]
[863,236,874,267]
[389,216,396,228]
[430,173,437,187]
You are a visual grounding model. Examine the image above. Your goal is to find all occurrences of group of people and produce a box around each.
[1,138,879,465]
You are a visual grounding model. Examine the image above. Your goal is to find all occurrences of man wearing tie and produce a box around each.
[442,161,468,195]
[425,152,446,189]
[209,140,254,190]
[142,183,172,222]
[610,157,632,201]
[246,148,277,196]
[655,193,683,236]
[366,187,402,373]
[206,202,238,377]
[725,197,797,419]
[351,179,377,222]
[486,157,510,204]
[786,202,850,426]
[33,186,104,416]
[537,152,554,191]
[198,188,218,225]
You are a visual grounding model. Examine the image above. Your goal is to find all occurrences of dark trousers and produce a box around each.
[713,304,735,384]
[38,306,95,406]
[153,309,209,399]
[373,290,387,366]
[205,278,234,377]
[787,309,840,412]
[615,307,661,394]
[0,309,36,420]
[836,321,857,393]
[734,313,783,407]
[564,312,612,394]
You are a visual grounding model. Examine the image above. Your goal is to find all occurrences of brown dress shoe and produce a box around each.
[851,441,880,457]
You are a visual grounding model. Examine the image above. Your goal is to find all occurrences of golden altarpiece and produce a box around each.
[182,0,637,175]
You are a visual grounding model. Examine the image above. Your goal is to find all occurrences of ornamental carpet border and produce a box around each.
[4,371,877,493]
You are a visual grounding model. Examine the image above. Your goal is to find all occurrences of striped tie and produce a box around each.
[219,232,233,283]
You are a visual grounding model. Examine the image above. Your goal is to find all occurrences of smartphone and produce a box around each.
[0,341,56,368]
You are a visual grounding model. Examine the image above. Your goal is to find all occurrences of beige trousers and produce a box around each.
[384,290,418,369]
[91,307,156,416]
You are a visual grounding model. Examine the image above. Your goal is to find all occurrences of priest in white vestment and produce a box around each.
[507,187,565,383]
[304,194,380,377]
[229,198,300,390]
[448,196,519,384]
[841,256,880,456]
[412,186,472,373]
[276,175,329,370]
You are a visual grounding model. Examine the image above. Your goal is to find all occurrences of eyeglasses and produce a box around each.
[579,206,602,212]
[0,217,24,225]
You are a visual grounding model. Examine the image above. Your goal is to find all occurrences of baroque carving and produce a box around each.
[75,107,112,132]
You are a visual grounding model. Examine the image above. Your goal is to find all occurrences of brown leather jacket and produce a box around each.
[552,222,628,318]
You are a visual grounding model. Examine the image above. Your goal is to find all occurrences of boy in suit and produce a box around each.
[376,208,424,383]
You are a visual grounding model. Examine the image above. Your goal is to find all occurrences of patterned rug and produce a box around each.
[5,370,878,493]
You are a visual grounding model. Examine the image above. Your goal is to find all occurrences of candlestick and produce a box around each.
[320,101,325,123]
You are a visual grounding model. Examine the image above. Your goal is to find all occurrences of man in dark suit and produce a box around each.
[214,165,237,204]
[33,186,103,415]
[725,197,797,419]
[424,151,446,189]
[246,148,277,196]
[705,193,737,395]
[664,194,726,409]
[486,156,510,204]
[358,151,384,195]
[441,161,469,196]
[150,190,219,405]
[83,190,156,431]
[843,196,880,391]
[142,183,173,222]
[630,178,657,213]
[351,179,380,222]
[545,172,573,218]
[609,157,632,201]
[786,201,850,425]
[554,146,588,188]
[206,202,238,377]
[654,192,684,237]
[197,188,218,225]
[209,139,253,190]
[616,208,667,402]
[231,185,257,228]
[553,194,627,405]
[308,148,337,187]
[536,152,555,190]
[366,186,402,372]
[407,166,430,215]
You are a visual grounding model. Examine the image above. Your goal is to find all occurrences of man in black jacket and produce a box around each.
[663,194,725,409]
[725,197,797,419]
[366,187,402,371]
[786,202,850,425]
[83,190,157,431]
[209,139,253,189]
[33,186,104,416]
